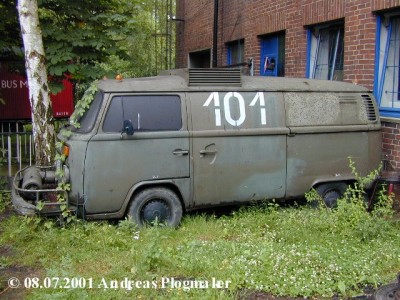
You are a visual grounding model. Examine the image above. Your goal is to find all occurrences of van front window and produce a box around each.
[72,91,104,133]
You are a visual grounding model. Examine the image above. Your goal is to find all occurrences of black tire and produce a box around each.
[373,282,398,300]
[127,187,183,227]
[315,182,348,208]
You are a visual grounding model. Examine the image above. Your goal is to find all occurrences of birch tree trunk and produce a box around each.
[17,0,55,166]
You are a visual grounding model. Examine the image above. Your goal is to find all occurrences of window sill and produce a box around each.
[381,116,400,124]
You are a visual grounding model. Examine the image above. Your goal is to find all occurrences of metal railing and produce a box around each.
[1,122,34,177]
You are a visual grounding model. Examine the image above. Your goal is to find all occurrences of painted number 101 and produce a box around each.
[203,92,266,127]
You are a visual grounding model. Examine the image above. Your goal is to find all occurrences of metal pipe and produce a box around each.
[1,123,4,155]
[29,135,32,166]
[212,0,219,68]
[19,135,22,171]
[16,133,20,163]
[7,135,11,177]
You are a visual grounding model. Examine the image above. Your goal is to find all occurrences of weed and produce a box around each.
[0,147,10,212]
[0,255,11,270]
[372,183,395,218]
[118,217,140,240]
[0,191,10,212]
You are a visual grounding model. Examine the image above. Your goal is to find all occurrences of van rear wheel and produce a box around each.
[128,187,182,227]
[315,182,348,208]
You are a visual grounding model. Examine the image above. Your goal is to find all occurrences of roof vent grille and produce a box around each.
[189,68,242,87]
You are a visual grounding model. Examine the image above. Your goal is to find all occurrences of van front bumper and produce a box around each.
[11,183,36,216]
[11,166,72,217]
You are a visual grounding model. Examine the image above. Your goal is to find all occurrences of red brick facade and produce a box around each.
[176,0,400,170]
[382,122,400,170]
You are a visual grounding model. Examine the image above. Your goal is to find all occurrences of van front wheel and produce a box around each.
[128,187,183,227]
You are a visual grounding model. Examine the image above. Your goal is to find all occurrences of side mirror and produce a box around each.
[122,119,134,136]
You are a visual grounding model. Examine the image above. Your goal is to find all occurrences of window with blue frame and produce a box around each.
[375,14,400,117]
[226,39,244,66]
[260,33,285,77]
[307,23,344,81]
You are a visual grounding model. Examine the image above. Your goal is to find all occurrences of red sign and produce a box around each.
[0,67,74,120]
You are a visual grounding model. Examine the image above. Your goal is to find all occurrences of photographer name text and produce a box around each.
[8,276,231,291]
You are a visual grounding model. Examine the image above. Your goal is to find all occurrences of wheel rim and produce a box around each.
[140,199,171,224]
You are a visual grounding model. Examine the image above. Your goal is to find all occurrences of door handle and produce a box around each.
[172,149,189,156]
[199,149,218,156]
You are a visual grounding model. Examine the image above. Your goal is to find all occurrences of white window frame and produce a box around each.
[307,23,344,81]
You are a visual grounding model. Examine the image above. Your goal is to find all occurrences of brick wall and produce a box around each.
[343,0,377,90]
[176,0,215,67]
[372,0,400,11]
[220,0,245,66]
[176,0,397,80]
[285,0,307,77]
[382,121,400,170]
[302,0,344,25]
[176,0,400,170]
[176,0,349,76]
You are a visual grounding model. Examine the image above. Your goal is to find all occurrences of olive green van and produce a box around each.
[12,69,382,226]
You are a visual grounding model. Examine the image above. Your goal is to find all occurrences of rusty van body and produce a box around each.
[12,69,382,226]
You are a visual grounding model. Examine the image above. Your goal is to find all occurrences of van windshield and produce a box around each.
[72,91,104,133]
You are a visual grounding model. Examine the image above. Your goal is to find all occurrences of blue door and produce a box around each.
[260,34,285,77]
[260,36,278,76]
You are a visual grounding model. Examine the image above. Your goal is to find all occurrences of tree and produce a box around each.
[0,1,23,66]
[39,0,141,87]
[3,0,176,84]
[3,0,176,164]
[17,0,55,166]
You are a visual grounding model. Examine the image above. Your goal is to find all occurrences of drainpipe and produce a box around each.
[212,0,219,68]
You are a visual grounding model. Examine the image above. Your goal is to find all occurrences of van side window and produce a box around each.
[103,95,182,132]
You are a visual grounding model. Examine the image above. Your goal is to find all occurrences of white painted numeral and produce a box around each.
[224,92,246,126]
[203,92,222,126]
[249,92,267,125]
[203,92,267,127]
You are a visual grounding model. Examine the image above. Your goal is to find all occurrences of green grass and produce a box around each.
[1,195,400,299]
